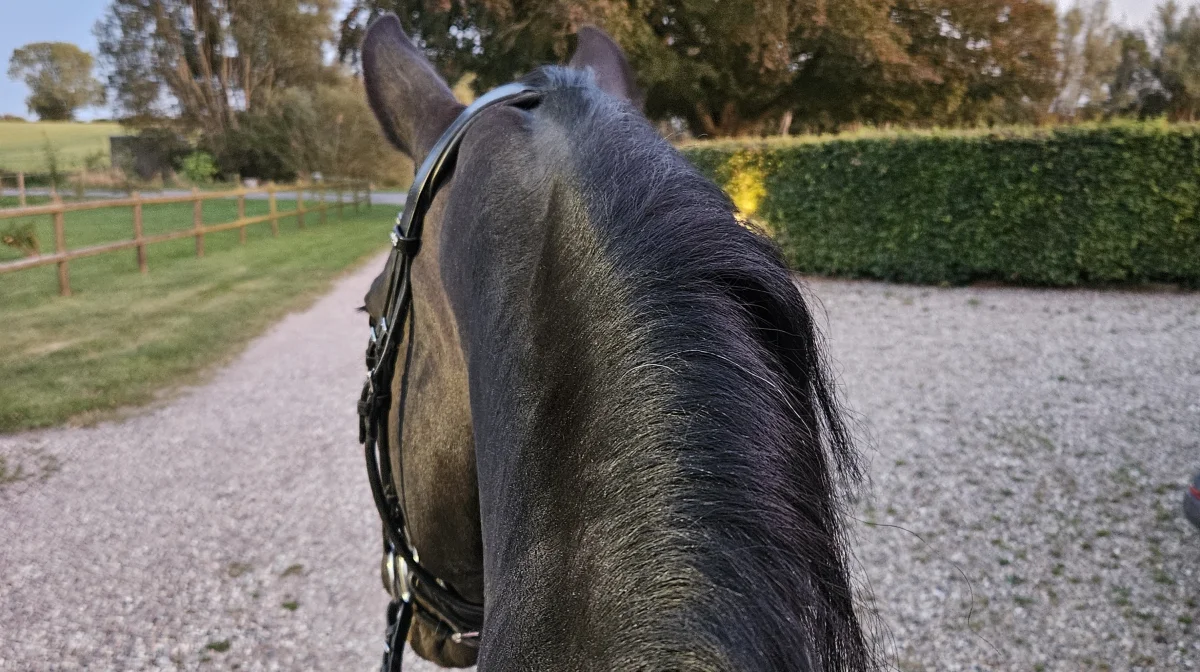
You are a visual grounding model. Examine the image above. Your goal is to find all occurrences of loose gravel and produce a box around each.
[2,262,1197,670]
[0,255,437,671]
[813,279,1200,671]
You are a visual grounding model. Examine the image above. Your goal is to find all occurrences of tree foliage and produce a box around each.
[1053,0,1121,117]
[891,0,1060,126]
[94,0,407,181]
[1048,1,1200,122]
[1152,1,1200,121]
[339,0,929,136]
[338,0,1069,135]
[1108,29,1167,117]
[6,42,105,121]
[207,79,410,182]
[95,0,340,135]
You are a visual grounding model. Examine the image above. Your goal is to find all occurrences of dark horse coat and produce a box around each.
[360,15,872,671]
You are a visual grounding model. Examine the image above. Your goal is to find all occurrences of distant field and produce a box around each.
[0,121,123,173]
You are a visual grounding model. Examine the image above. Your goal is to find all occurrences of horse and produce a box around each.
[357,14,872,671]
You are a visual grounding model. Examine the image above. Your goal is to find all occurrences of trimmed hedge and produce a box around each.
[682,123,1200,286]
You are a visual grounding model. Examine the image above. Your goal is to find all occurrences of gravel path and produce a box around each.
[813,279,1200,671]
[2,265,1197,670]
[0,254,438,671]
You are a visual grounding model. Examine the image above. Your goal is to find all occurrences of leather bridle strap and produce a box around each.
[357,81,541,672]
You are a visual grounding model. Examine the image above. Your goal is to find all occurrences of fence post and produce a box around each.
[319,184,327,224]
[238,189,247,244]
[296,185,306,229]
[52,195,70,297]
[337,185,344,219]
[193,187,204,257]
[133,192,147,273]
[269,183,279,236]
[17,171,25,208]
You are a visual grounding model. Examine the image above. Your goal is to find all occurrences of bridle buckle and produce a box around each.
[383,549,412,604]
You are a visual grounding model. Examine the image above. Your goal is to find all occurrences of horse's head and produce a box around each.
[359,14,639,667]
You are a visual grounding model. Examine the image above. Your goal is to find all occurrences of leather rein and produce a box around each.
[356,82,542,672]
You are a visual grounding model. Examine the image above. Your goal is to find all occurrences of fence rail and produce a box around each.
[0,181,371,296]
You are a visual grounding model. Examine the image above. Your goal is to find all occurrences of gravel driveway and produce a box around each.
[0,254,436,671]
[815,279,1200,671]
[2,263,1197,670]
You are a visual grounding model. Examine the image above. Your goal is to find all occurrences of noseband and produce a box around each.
[357,82,542,672]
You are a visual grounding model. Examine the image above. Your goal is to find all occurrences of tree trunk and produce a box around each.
[778,110,794,136]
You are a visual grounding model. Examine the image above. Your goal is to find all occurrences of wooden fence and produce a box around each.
[0,171,28,207]
[0,181,371,296]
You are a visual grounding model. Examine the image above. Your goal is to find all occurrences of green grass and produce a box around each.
[0,199,387,432]
[1,195,54,209]
[0,121,124,172]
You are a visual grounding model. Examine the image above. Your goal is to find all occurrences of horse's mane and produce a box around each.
[516,67,874,671]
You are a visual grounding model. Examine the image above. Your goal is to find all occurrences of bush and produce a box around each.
[210,111,297,182]
[2,222,40,257]
[82,149,109,172]
[683,122,1200,286]
[204,79,412,186]
[181,151,218,184]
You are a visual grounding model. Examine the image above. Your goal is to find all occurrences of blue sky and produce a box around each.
[0,0,1176,120]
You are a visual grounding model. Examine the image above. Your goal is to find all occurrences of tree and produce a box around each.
[890,0,1060,127]
[1107,29,1167,116]
[1053,0,1122,117]
[338,0,924,137]
[1153,0,1200,120]
[1095,2,1200,121]
[6,42,105,121]
[95,0,340,135]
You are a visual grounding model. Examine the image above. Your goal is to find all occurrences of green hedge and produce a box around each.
[682,122,1200,286]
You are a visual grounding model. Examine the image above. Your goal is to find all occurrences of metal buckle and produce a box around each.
[390,212,405,247]
[383,549,412,603]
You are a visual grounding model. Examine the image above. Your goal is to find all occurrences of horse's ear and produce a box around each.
[568,26,643,111]
[361,13,464,159]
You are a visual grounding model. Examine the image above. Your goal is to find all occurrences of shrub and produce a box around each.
[210,111,296,182]
[2,222,40,257]
[204,79,411,186]
[181,151,218,184]
[41,135,62,192]
[683,122,1200,286]
[82,149,109,172]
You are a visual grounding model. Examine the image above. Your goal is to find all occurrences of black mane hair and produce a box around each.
[471,66,875,670]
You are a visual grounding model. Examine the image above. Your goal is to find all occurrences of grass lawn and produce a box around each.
[0,121,124,173]
[0,199,388,432]
[0,195,54,208]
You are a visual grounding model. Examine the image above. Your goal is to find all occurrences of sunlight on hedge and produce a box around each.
[723,151,768,220]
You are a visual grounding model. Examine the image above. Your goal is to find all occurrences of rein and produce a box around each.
[357,82,542,672]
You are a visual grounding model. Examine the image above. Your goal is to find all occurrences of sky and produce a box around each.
[0,0,1179,121]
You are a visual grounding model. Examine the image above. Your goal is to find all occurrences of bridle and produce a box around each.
[356,82,542,672]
